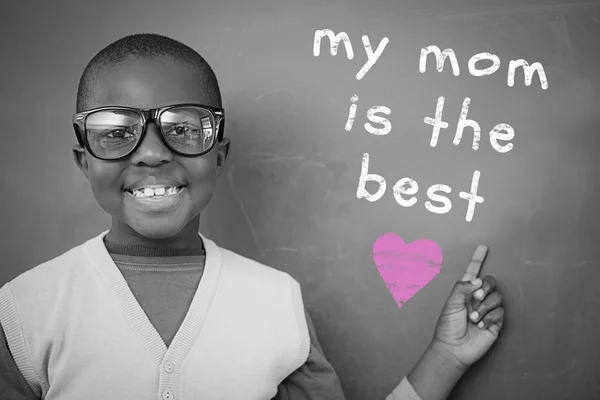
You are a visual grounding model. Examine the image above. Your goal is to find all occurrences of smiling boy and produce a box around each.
[0,34,504,400]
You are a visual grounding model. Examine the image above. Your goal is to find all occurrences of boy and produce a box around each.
[0,34,504,400]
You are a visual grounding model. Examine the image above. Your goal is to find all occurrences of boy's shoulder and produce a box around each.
[208,239,298,284]
[5,238,89,292]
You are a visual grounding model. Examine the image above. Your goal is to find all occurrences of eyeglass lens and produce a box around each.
[85,106,216,159]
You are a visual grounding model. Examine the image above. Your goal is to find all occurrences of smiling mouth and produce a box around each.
[125,186,186,198]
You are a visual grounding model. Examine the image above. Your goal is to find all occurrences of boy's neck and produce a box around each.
[106,219,204,252]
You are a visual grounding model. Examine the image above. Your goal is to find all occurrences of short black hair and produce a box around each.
[76,33,221,112]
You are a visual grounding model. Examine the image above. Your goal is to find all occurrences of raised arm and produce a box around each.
[393,245,505,400]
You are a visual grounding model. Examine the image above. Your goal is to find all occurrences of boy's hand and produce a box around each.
[430,245,505,369]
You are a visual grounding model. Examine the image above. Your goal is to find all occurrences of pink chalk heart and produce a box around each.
[373,233,443,308]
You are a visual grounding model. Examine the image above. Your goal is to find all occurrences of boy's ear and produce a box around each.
[73,144,90,179]
[216,137,231,177]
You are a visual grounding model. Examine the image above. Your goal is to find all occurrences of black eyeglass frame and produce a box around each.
[72,103,225,161]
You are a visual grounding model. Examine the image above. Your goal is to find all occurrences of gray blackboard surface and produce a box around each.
[1,1,599,399]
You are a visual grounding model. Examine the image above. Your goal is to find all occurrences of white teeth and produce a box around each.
[131,186,182,198]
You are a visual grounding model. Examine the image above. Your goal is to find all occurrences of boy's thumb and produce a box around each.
[447,278,482,305]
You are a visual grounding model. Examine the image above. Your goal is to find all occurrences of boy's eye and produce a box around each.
[93,127,137,150]
[104,128,135,139]
[174,126,189,135]
[164,122,200,138]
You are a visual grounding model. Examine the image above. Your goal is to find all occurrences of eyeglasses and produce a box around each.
[73,103,225,160]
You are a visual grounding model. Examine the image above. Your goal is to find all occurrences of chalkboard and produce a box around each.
[1,1,599,399]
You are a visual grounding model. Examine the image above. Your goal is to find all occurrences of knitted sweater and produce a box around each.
[0,231,310,400]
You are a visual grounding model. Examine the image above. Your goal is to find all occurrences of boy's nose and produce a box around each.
[129,121,174,166]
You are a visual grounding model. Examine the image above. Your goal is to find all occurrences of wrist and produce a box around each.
[406,342,469,400]
[428,340,470,373]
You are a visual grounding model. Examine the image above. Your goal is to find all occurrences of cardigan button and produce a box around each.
[164,361,174,374]
[162,388,174,400]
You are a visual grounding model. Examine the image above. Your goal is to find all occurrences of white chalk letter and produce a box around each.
[365,106,392,135]
[424,96,449,147]
[393,178,418,207]
[459,171,484,222]
[419,46,460,76]
[454,97,481,150]
[507,59,548,90]
[345,94,359,131]
[357,35,389,80]
[468,52,501,77]
[425,184,452,214]
[313,29,354,59]
[489,123,515,153]
[357,153,386,202]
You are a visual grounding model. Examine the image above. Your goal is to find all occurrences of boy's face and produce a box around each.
[73,56,230,242]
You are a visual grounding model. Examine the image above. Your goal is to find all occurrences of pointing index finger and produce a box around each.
[461,245,488,282]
